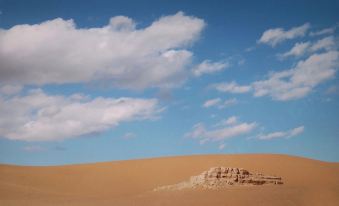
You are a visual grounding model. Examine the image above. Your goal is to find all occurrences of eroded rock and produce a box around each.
[154,167,283,191]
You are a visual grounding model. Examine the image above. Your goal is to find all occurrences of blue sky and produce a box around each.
[0,0,339,165]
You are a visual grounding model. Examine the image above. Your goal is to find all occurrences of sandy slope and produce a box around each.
[0,154,338,206]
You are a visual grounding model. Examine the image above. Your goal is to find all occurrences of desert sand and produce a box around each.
[1,154,338,206]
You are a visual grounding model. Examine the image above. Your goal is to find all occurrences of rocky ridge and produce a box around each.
[154,167,283,191]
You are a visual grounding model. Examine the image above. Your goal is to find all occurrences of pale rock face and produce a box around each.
[154,167,283,191]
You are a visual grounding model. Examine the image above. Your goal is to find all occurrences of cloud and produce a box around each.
[185,118,257,143]
[202,98,238,109]
[213,116,238,127]
[279,36,336,59]
[279,42,311,58]
[310,25,338,36]
[0,12,205,89]
[309,36,337,52]
[212,81,252,93]
[245,46,256,52]
[218,143,225,150]
[289,126,305,136]
[0,89,161,141]
[257,126,304,140]
[192,60,229,76]
[203,98,221,108]
[258,23,310,46]
[211,50,339,101]
[253,51,339,100]
[0,84,22,95]
[224,116,238,125]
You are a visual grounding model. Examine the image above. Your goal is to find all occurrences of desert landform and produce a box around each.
[1,154,338,206]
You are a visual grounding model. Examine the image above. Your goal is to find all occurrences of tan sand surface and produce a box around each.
[1,154,338,206]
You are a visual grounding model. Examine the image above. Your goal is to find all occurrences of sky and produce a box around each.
[0,0,339,165]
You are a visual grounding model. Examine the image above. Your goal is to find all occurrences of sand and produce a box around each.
[1,154,338,206]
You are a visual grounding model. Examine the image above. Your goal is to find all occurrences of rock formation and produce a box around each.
[154,167,283,191]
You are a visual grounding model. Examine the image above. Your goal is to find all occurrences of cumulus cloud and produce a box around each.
[0,89,161,141]
[257,126,304,140]
[185,118,257,143]
[0,12,205,89]
[192,60,229,76]
[253,51,339,100]
[212,81,252,93]
[279,36,336,59]
[258,23,310,46]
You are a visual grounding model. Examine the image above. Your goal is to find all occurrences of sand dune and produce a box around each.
[1,154,338,206]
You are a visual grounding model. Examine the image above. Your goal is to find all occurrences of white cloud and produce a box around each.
[279,36,336,59]
[225,116,237,125]
[214,116,238,127]
[0,84,22,95]
[257,126,304,140]
[185,118,257,143]
[310,25,338,36]
[0,12,205,89]
[279,42,311,58]
[218,143,225,150]
[310,36,336,52]
[203,98,221,108]
[289,126,304,136]
[212,81,252,93]
[192,60,229,76]
[258,23,310,47]
[203,98,238,109]
[0,89,161,141]
[253,51,339,100]
[211,50,339,101]
[245,46,255,52]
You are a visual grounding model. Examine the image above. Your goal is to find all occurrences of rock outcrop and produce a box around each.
[154,167,283,191]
